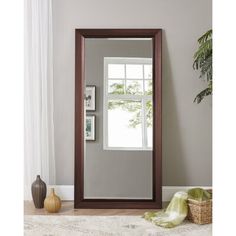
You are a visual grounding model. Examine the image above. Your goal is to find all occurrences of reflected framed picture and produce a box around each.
[85,85,96,111]
[86,115,96,141]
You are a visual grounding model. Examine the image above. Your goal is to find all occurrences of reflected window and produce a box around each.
[104,57,153,150]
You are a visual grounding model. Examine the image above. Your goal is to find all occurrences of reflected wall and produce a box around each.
[84,39,153,199]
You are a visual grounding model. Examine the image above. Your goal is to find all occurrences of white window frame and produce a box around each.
[103,57,153,151]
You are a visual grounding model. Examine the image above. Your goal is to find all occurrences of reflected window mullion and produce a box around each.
[124,64,127,94]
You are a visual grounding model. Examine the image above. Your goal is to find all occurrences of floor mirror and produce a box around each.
[75,29,162,208]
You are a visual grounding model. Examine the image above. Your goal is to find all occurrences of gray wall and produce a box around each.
[84,39,153,198]
[53,0,212,186]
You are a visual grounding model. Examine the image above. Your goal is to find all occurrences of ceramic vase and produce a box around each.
[44,188,61,213]
[31,175,47,208]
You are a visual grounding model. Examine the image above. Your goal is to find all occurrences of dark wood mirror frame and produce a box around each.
[75,29,162,209]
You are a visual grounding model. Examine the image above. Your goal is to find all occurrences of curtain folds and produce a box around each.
[24,0,56,200]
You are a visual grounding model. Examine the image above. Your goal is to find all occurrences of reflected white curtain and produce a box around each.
[24,0,56,199]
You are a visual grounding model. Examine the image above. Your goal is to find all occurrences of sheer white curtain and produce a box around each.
[24,0,56,199]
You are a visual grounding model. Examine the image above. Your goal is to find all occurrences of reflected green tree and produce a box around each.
[108,81,153,128]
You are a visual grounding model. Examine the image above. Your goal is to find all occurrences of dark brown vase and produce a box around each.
[31,175,47,208]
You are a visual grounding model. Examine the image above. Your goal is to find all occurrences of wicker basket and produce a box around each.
[187,198,212,224]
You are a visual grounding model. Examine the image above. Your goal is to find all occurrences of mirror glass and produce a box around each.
[84,38,153,199]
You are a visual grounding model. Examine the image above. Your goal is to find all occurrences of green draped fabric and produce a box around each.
[143,188,211,228]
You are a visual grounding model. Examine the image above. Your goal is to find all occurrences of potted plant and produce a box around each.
[193,29,212,103]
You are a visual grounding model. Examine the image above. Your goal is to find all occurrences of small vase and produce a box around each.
[44,188,61,213]
[31,175,47,208]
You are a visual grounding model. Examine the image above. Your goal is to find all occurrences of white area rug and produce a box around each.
[24,215,212,236]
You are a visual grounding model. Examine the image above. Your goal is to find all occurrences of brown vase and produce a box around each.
[44,188,61,213]
[31,175,47,208]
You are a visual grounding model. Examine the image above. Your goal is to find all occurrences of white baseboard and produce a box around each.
[47,185,74,200]
[25,185,212,202]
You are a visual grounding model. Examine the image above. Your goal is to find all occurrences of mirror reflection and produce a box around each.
[84,38,153,199]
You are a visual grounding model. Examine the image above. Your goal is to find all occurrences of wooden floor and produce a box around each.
[25,201,167,216]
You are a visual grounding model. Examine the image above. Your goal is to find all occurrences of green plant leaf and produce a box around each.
[194,87,212,104]
[193,29,212,103]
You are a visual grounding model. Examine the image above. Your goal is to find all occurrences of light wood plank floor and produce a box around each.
[24,201,167,216]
